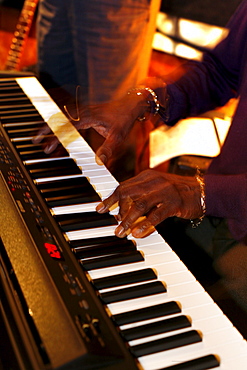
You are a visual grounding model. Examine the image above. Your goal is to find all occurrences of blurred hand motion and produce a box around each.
[33,93,148,165]
[96,169,203,238]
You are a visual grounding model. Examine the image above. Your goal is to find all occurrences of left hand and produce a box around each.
[96,169,203,238]
[33,94,149,165]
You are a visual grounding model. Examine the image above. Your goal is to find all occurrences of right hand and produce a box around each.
[96,169,204,238]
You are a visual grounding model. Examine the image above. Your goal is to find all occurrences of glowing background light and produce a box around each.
[154,12,228,60]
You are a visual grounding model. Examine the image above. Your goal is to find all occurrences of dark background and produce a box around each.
[160,0,243,27]
[1,0,244,27]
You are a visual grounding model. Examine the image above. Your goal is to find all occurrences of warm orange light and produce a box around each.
[154,12,228,60]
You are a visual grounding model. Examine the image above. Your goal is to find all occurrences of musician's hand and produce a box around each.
[71,94,149,165]
[33,93,149,163]
[96,169,204,238]
[32,124,61,153]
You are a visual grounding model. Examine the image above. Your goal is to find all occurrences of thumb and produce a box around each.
[95,130,122,165]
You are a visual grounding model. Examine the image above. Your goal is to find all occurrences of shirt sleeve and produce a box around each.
[156,0,247,125]
[204,173,247,241]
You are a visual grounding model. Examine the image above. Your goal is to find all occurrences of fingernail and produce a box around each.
[96,202,106,213]
[132,224,155,238]
[115,225,126,238]
[44,145,51,154]
[96,154,106,165]
[32,135,41,144]
[132,228,142,238]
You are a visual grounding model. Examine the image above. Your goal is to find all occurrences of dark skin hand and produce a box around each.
[33,79,201,238]
[33,76,166,164]
[96,169,203,238]
[33,104,203,239]
[33,93,149,164]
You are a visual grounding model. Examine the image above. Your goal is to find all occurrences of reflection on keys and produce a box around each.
[1,76,247,370]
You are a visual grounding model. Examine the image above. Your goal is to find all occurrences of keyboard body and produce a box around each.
[0,77,247,370]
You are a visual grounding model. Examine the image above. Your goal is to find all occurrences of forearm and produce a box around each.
[152,52,237,125]
[150,0,247,125]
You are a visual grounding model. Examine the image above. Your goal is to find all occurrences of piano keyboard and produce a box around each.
[1,76,247,370]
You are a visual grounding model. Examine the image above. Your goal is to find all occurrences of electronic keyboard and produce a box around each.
[0,76,247,370]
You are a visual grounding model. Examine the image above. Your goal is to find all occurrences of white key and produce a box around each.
[107,279,205,314]
[70,155,96,164]
[138,327,247,370]
[69,152,95,160]
[24,156,69,164]
[83,168,115,178]
[77,163,104,170]
[17,77,247,370]
[88,250,179,280]
[51,202,100,215]
[66,225,118,240]
[127,311,233,347]
[89,174,118,185]
[34,174,84,184]
[71,155,96,164]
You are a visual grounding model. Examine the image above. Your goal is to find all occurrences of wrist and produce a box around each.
[127,81,169,123]
[127,86,161,122]
[190,168,206,228]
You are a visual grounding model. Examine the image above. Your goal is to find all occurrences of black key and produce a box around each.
[81,250,144,270]
[0,104,34,113]
[0,90,26,98]
[122,315,191,341]
[20,148,68,161]
[131,330,202,357]
[15,141,68,161]
[6,126,45,138]
[113,302,181,326]
[11,136,56,147]
[16,143,48,153]
[0,87,25,97]
[39,178,100,206]
[93,268,157,290]
[25,158,81,178]
[4,121,44,129]
[16,142,45,149]
[1,113,42,124]
[0,85,23,95]
[40,180,95,195]
[0,85,25,93]
[45,192,101,207]
[72,238,136,260]
[20,149,51,161]
[0,84,23,95]
[0,106,37,116]
[100,281,166,304]
[56,211,118,232]
[0,96,33,105]
[70,235,134,248]
[12,138,41,146]
[159,354,220,370]
[37,176,91,191]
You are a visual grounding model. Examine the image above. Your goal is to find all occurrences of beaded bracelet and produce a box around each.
[190,168,206,228]
[127,87,160,121]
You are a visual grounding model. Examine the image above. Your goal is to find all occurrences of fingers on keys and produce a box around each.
[32,125,51,144]
[32,126,60,154]
[96,194,157,239]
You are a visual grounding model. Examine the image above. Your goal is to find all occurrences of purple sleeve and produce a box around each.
[154,0,247,241]
[156,0,247,125]
[205,173,247,241]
